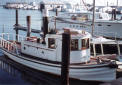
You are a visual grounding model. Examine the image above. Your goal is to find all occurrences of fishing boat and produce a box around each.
[49,11,122,38]
[0,5,118,82]
[0,27,117,82]
[90,36,122,69]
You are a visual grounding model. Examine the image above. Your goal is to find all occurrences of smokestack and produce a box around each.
[15,9,19,26]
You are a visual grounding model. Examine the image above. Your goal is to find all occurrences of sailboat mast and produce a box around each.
[117,0,118,7]
[92,0,95,36]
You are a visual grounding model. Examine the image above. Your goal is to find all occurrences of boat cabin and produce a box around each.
[21,29,91,63]
[58,12,110,21]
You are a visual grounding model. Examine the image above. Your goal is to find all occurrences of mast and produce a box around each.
[92,0,95,36]
[117,0,118,7]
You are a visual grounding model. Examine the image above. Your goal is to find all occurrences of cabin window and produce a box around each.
[99,14,103,19]
[81,38,89,50]
[71,39,78,51]
[71,15,76,20]
[48,38,56,49]
[77,14,88,21]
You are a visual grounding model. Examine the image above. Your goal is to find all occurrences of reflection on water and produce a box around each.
[0,52,102,85]
[0,54,59,85]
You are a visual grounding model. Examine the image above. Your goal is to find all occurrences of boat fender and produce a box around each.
[109,61,118,68]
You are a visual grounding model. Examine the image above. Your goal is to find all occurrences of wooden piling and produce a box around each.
[15,9,19,41]
[113,9,116,20]
[40,3,45,12]
[56,8,58,16]
[26,16,31,37]
[15,9,19,26]
[42,9,48,44]
[111,9,116,20]
[61,32,71,85]
[43,16,48,38]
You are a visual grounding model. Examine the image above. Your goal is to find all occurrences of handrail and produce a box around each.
[0,34,22,55]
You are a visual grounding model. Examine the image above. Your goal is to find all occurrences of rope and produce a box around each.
[82,0,89,11]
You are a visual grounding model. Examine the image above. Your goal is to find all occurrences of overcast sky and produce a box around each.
[87,0,121,6]
[0,0,122,6]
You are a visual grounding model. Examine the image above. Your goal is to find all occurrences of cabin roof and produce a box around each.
[46,28,91,39]
[91,36,115,44]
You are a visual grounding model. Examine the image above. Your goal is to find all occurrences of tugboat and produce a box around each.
[0,8,117,82]
[0,28,117,82]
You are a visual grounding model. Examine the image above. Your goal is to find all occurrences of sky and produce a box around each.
[0,0,122,6]
[77,0,122,6]
[64,0,122,6]
[86,0,121,6]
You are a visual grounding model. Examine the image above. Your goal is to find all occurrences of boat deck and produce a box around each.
[0,36,113,67]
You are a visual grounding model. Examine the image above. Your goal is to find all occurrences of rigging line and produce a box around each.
[82,0,89,11]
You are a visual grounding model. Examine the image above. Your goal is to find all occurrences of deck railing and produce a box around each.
[0,33,25,55]
[0,33,42,55]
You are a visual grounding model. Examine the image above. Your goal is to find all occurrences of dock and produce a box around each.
[14,25,41,33]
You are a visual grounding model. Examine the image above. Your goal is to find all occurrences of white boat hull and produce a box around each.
[2,49,116,82]
[49,20,122,38]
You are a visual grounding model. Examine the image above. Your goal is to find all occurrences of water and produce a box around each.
[0,6,42,35]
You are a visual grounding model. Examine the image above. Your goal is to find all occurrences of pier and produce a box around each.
[13,9,41,34]
[14,26,41,33]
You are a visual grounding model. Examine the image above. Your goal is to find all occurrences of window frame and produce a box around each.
[81,38,89,50]
[48,38,56,49]
[71,39,79,51]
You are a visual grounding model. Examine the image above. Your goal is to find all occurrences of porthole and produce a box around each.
[107,25,111,26]
[98,24,102,26]
[24,47,26,50]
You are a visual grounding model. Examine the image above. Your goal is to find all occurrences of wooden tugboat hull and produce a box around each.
[2,48,116,82]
